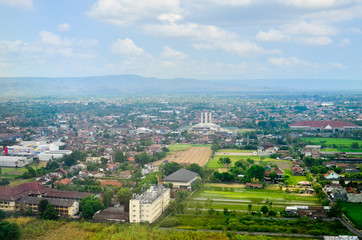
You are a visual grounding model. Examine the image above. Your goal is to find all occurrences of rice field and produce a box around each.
[186,184,321,213]
[154,146,212,166]
[206,155,291,169]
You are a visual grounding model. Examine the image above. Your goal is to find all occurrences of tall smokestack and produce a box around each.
[201,113,203,124]
[205,112,208,124]
[209,112,212,124]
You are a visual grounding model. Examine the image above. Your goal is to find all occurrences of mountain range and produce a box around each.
[0,75,361,97]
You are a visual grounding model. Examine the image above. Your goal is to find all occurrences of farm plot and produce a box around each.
[154,147,211,166]
[206,155,291,169]
[301,138,362,148]
[186,184,321,213]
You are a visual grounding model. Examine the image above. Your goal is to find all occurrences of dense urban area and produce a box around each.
[0,94,361,240]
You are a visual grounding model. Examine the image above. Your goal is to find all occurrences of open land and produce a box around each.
[206,155,291,169]
[341,202,362,230]
[284,169,307,185]
[186,184,320,213]
[302,138,362,152]
[154,146,211,166]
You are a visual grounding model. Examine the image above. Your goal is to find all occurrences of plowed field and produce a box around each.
[154,147,211,166]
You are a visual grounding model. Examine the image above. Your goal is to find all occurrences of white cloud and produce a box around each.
[306,5,362,23]
[284,21,337,36]
[160,46,188,59]
[203,0,251,6]
[256,29,291,42]
[339,38,351,47]
[158,13,183,24]
[0,0,33,9]
[111,38,145,56]
[87,0,182,26]
[297,36,332,45]
[349,27,362,34]
[58,23,71,32]
[282,0,351,8]
[268,57,313,67]
[145,22,276,56]
[329,62,347,68]
[40,31,63,45]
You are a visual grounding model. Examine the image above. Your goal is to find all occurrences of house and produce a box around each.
[289,121,361,131]
[55,178,71,186]
[330,188,347,202]
[347,193,362,203]
[324,170,342,180]
[162,168,199,190]
[129,185,170,223]
[291,166,304,176]
[275,167,285,179]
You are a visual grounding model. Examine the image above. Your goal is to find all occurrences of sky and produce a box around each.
[0,0,361,80]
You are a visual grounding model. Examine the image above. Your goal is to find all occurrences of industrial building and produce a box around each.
[162,168,200,189]
[38,150,72,161]
[289,121,361,131]
[0,156,33,167]
[129,185,170,223]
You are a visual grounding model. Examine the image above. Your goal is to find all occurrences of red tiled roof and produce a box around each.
[0,182,48,201]
[290,121,358,128]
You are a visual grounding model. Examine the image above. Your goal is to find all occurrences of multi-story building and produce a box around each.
[129,185,170,223]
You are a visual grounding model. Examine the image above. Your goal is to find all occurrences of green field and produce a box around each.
[186,184,320,213]
[218,149,254,153]
[342,202,362,229]
[237,128,256,133]
[167,144,211,153]
[1,167,28,179]
[283,169,307,185]
[301,138,362,148]
[206,155,290,168]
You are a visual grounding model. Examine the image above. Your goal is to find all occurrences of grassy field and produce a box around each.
[7,217,229,240]
[301,138,362,148]
[186,184,320,213]
[206,155,290,169]
[342,202,362,230]
[218,149,255,153]
[283,169,307,185]
[167,144,211,152]
[237,128,256,133]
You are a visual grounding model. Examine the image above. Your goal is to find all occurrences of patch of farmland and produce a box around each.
[153,147,211,166]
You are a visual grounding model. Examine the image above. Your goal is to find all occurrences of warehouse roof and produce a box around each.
[163,168,198,183]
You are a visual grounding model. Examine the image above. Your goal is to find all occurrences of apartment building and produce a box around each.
[129,185,170,223]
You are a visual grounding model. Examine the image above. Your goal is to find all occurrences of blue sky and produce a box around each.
[0,0,361,80]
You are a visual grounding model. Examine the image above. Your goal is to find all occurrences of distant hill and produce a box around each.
[0,75,361,96]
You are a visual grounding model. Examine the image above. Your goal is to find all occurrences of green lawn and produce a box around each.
[342,202,362,230]
[218,149,254,153]
[206,155,289,168]
[283,169,307,185]
[301,137,362,148]
[167,144,211,153]
[186,184,321,213]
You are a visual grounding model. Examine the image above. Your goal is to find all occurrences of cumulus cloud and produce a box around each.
[297,36,332,45]
[87,0,182,26]
[282,0,351,9]
[58,23,71,32]
[0,0,33,9]
[284,21,337,36]
[111,38,146,56]
[268,57,313,67]
[160,46,188,59]
[256,29,291,42]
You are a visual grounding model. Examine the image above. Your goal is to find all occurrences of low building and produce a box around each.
[18,196,79,217]
[245,183,263,189]
[129,185,170,223]
[289,121,361,131]
[324,170,342,180]
[38,150,72,161]
[162,168,199,189]
[0,156,33,167]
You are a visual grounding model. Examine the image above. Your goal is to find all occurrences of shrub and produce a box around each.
[159,218,180,228]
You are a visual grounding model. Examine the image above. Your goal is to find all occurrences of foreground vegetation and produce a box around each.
[341,202,362,230]
[5,217,317,240]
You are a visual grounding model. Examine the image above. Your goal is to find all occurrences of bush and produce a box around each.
[159,218,180,228]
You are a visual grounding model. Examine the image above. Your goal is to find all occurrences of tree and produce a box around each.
[42,204,58,220]
[33,157,40,171]
[247,165,265,182]
[81,195,104,219]
[261,206,269,215]
[0,221,20,240]
[117,188,132,212]
[187,163,202,176]
[103,189,114,208]
[38,199,49,214]
[269,171,277,182]
[351,142,359,149]
[283,174,292,185]
[162,162,182,176]
[114,150,126,163]
[248,204,252,213]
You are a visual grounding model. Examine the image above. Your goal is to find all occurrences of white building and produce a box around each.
[188,112,235,135]
[129,185,170,223]
[0,156,33,167]
[38,150,72,161]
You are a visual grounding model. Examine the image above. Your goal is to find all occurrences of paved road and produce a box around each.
[340,217,362,238]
